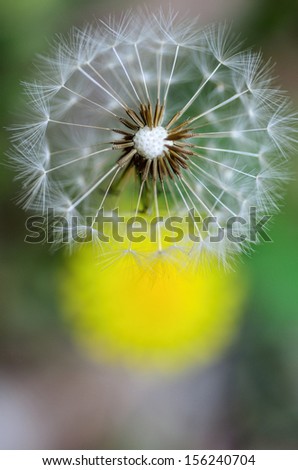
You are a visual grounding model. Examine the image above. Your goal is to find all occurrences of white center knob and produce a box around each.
[133,126,172,160]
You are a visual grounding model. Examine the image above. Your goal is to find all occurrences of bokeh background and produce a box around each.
[0,0,298,449]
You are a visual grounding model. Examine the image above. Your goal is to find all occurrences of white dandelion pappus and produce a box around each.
[10,10,297,267]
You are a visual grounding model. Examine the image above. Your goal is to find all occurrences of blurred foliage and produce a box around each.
[247,210,298,325]
[243,0,298,41]
[0,0,98,365]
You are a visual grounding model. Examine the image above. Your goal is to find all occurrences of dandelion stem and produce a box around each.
[79,66,127,109]
[46,147,113,173]
[128,179,146,252]
[168,63,222,128]
[134,43,151,103]
[156,42,164,103]
[91,166,122,227]
[180,175,223,225]
[192,145,260,158]
[187,168,237,217]
[153,180,163,252]
[189,89,249,124]
[193,127,267,138]
[63,85,119,117]
[68,164,119,211]
[112,47,141,103]
[164,44,180,104]
[190,155,256,179]
[189,161,245,203]
[174,180,202,239]
[49,119,112,131]
[87,63,129,108]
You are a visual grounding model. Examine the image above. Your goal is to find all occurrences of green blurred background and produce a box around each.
[0,0,297,449]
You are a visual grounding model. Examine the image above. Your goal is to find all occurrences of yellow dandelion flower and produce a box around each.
[61,241,247,371]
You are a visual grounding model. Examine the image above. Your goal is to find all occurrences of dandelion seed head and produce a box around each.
[133,126,172,160]
[9,9,297,267]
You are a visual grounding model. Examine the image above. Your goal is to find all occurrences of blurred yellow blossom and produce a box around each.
[61,241,247,371]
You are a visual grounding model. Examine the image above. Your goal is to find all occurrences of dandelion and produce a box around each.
[62,242,246,370]
[10,9,297,267]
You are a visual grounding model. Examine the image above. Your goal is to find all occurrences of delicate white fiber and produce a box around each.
[9,9,297,266]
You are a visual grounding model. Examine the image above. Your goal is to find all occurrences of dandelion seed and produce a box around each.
[10,10,297,267]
